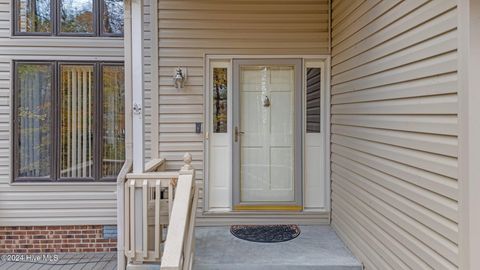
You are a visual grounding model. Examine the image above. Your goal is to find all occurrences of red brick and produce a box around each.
[67,239,81,243]
[3,225,117,253]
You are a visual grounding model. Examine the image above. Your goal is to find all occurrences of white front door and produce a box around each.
[233,59,302,210]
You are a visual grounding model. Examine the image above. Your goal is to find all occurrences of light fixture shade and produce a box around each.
[173,67,186,89]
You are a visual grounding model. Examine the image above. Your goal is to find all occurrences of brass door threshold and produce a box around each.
[233,205,303,211]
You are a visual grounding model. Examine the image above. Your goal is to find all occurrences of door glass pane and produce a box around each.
[16,0,51,33]
[16,63,52,178]
[102,65,125,178]
[60,65,94,178]
[239,65,295,202]
[213,67,227,133]
[306,68,321,133]
[60,0,94,34]
[102,0,124,35]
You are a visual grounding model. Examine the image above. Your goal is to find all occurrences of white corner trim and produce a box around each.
[458,1,480,269]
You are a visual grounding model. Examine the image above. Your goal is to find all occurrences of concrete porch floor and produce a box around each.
[194,225,362,270]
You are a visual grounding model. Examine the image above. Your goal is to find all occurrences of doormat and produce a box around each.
[230,225,300,243]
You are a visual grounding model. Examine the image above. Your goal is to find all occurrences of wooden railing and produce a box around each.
[122,153,197,270]
[161,154,198,270]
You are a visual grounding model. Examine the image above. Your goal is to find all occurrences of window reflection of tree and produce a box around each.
[60,0,93,33]
[102,0,124,34]
[20,0,50,32]
[17,64,52,177]
[213,68,227,133]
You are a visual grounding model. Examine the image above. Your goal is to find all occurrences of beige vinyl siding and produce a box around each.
[330,1,459,270]
[0,0,127,226]
[157,0,330,215]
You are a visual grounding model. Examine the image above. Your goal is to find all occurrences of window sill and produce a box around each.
[9,35,123,40]
[9,181,117,186]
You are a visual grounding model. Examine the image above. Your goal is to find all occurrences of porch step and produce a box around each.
[194,225,362,270]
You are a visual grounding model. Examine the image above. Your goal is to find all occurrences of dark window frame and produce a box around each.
[98,62,125,180]
[13,61,56,182]
[13,0,55,36]
[12,60,125,183]
[56,0,98,37]
[12,0,124,37]
[98,0,124,37]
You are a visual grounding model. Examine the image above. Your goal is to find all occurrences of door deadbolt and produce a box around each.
[263,96,270,107]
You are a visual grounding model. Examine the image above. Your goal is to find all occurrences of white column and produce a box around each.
[118,1,134,269]
[131,0,146,261]
[131,0,145,173]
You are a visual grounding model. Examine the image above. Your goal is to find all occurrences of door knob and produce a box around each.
[235,127,244,142]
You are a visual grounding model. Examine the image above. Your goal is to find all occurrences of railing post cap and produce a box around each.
[181,152,193,171]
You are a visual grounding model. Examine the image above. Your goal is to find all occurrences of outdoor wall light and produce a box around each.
[173,67,187,89]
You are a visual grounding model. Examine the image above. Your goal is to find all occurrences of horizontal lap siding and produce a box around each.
[157,0,329,215]
[330,1,459,270]
[0,0,128,226]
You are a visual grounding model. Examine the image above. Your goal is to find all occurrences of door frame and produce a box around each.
[232,59,303,211]
[204,54,331,215]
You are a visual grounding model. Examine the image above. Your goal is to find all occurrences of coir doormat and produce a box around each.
[230,224,300,243]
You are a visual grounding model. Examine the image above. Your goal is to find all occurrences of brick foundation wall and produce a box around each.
[0,225,117,253]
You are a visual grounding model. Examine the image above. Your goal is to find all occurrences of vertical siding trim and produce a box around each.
[8,59,13,184]
[150,0,159,159]
[325,56,332,217]
[125,0,133,161]
[458,1,480,270]
[328,0,332,54]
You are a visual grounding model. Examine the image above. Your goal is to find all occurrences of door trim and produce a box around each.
[203,54,331,216]
[232,58,303,210]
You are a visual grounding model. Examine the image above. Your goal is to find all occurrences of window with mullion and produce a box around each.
[13,61,125,182]
[14,62,54,180]
[58,0,96,36]
[101,64,125,179]
[58,63,96,180]
[14,0,124,36]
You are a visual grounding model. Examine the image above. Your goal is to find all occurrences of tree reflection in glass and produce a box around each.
[102,65,125,178]
[16,0,51,33]
[17,64,52,177]
[102,0,124,35]
[60,0,94,34]
[213,68,228,133]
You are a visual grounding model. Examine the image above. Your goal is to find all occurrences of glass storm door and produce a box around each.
[233,59,302,210]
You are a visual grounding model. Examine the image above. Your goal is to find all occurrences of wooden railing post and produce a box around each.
[161,153,197,270]
[180,152,194,174]
[117,160,132,270]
